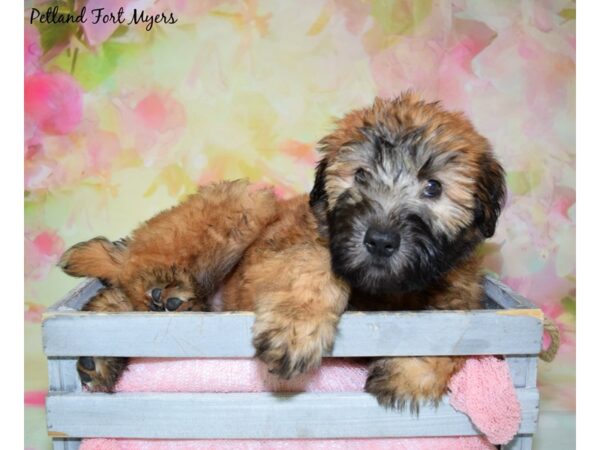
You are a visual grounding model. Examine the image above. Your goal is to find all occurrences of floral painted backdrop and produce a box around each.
[24,1,575,448]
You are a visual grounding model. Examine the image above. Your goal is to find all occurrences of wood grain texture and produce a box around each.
[52,438,81,450]
[48,358,82,393]
[46,389,539,439]
[483,277,539,310]
[48,279,103,312]
[44,276,541,448]
[42,309,543,357]
[506,355,538,389]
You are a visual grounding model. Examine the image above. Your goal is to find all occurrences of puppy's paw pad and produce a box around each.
[76,356,126,393]
[146,283,196,312]
[151,288,162,302]
[77,356,105,390]
[165,297,183,311]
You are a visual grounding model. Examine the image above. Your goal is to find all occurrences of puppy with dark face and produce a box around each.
[305,92,505,408]
[311,94,504,296]
[224,93,505,410]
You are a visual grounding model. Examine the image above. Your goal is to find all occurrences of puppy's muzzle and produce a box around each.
[364,227,400,258]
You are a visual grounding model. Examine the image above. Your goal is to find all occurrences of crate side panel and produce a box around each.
[47,358,82,393]
[43,311,543,357]
[52,438,81,450]
[47,276,532,312]
[502,434,534,450]
[47,279,103,312]
[524,356,538,388]
[483,277,538,310]
[46,390,539,439]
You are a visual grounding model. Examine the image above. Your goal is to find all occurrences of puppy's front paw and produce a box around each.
[365,359,424,413]
[145,283,202,312]
[77,356,128,393]
[365,357,455,413]
[252,314,337,379]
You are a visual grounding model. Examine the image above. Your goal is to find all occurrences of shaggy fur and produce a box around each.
[60,180,281,391]
[60,93,505,409]
[308,93,505,409]
[61,181,280,312]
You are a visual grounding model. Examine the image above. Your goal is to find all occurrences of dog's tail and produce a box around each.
[58,237,128,285]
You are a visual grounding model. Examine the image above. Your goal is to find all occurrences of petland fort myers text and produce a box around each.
[30,6,178,31]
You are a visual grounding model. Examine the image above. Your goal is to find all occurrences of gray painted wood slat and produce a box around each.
[46,389,539,439]
[483,277,539,310]
[506,355,538,389]
[44,275,541,449]
[52,438,81,450]
[503,357,537,449]
[48,358,83,449]
[502,434,534,450]
[48,358,82,393]
[48,279,103,312]
[42,308,543,357]
[52,276,522,312]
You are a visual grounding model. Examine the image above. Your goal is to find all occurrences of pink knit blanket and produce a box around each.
[81,357,520,449]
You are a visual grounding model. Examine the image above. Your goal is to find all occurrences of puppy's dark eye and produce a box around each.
[355,168,368,184]
[423,180,442,198]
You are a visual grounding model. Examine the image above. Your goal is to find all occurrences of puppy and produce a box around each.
[307,93,506,410]
[61,93,505,410]
[60,180,281,390]
[239,93,505,410]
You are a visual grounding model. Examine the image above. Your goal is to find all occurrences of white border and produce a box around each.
[3,2,25,449]
[577,2,593,450]
[12,1,584,449]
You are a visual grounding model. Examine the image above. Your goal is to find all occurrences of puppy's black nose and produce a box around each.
[364,228,400,257]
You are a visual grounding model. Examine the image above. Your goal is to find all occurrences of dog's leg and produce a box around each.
[60,181,280,311]
[365,356,466,412]
[76,287,133,393]
[247,245,350,379]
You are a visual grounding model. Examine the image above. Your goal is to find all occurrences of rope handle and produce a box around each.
[539,316,560,362]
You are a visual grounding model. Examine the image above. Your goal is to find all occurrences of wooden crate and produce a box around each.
[43,276,542,450]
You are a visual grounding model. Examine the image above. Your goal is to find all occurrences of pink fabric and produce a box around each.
[115,358,369,393]
[449,356,522,445]
[80,436,494,450]
[80,357,519,450]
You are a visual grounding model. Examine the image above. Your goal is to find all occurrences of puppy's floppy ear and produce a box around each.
[474,153,506,238]
[58,237,127,285]
[309,157,330,236]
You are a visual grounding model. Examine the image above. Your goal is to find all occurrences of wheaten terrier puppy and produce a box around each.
[61,93,505,411]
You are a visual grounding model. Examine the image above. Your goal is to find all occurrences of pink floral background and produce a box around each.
[24,1,575,448]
